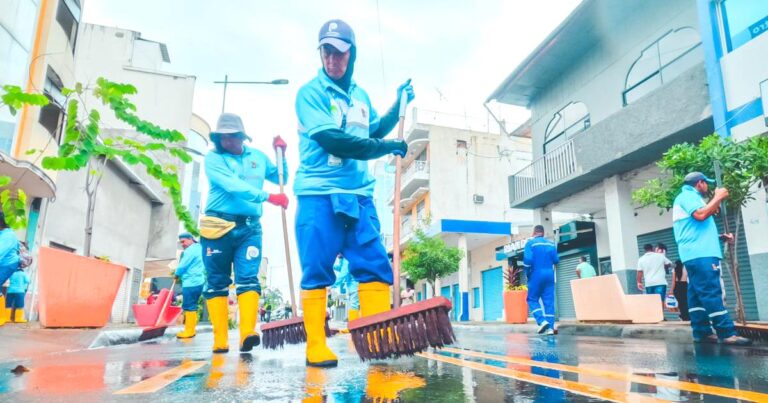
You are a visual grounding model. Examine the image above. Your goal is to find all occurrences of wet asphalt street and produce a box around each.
[1,327,767,402]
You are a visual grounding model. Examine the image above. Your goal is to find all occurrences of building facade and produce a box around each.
[389,108,532,322]
[40,24,197,322]
[489,0,766,320]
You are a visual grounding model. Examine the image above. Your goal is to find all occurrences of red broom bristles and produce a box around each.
[261,316,334,350]
[348,297,455,361]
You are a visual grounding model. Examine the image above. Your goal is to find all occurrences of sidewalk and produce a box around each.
[453,320,697,343]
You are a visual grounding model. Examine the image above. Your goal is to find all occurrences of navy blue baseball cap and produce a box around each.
[318,19,355,52]
[178,232,196,241]
[684,172,715,186]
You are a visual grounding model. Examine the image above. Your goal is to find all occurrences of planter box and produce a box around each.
[38,247,125,328]
[503,290,528,324]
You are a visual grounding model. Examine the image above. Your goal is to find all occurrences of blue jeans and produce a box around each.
[181,285,204,311]
[296,195,392,290]
[527,269,555,327]
[685,257,736,340]
[645,285,667,302]
[201,219,262,299]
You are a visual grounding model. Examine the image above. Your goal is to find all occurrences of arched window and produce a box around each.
[623,27,702,105]
[544,102,590,154]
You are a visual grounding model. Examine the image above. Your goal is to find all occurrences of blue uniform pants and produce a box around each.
[181,285,204,311]
[0,263,17,289]
[296,195,392,290]
[5,292,25,308]
[685,257,736,340]
[201,219,262,299]
[527,269,555,327]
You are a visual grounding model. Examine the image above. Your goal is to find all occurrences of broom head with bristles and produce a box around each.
[348,297,455,361]
[261,316,334,350]
[735,323,768,342]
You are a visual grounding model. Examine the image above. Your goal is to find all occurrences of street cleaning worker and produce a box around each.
[0,212,20,327]
[523,225,560,335]
[174,232,205,339]
[294,19,413,367]
[200,113,289,353]
[332,254,359,321]
[672,172,751,346]
[5,266,30,323]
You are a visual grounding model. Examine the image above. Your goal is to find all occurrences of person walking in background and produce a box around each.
[575,256,597,279]
[5,266,30,323]
[671,260,690,321]
[400,280,416,305]
[637,244,672,305]
[175,233,206,339]
[672,171,750,345]
[523,225,560,335]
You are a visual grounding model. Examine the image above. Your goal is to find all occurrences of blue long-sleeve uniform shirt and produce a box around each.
[523,236,559,272]
[7,270,30,293]
[204,146,288,217]
[175,243,206,288]
[0,228,19,268]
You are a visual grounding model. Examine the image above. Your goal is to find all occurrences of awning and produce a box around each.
[0,152,56,198]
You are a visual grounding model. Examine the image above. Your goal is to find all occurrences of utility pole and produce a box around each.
[214,75,289,113]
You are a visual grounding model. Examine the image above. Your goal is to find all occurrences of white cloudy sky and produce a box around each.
[83,0,580,296]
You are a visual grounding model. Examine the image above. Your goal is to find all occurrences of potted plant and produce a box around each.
[503,263,528,323]
[2,80,197,327]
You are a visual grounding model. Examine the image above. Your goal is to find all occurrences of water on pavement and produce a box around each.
[1,328,767,402]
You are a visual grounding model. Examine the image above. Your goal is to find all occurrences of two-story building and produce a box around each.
[488,0,764,320]
[388,108,532,322]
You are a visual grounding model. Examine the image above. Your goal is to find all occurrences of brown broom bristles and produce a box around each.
[261,316,334,350]
[348,297,455,361]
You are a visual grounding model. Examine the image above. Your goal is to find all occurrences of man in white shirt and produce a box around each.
[636,244,672,306]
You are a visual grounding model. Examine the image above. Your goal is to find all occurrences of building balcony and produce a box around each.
[389,160,430,208]
[508,63,713,209]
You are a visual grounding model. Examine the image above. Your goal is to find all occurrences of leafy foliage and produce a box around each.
[632,134,768,211]
[0,85,48,116]
[504,264,527,291]
[261,287,284,310]
[401,228,464,287]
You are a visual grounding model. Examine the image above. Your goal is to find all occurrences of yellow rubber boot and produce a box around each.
[5,308,13,323]
[176,311,198,339]
[14,309,26,323]
[206,296,230,353]
[237,291,260,352]
[302,289,337,367]
[348,309,360,321]
[0,296,6,326]
[358,282,391,317]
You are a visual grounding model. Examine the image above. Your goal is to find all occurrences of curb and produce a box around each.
[452,322,695,342]
[89,325,214,348]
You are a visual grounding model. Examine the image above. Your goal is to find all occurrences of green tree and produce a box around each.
[261,287,284,310]
[633,133,768,324]
[0,86,49,229]
[401,228,464,290]
[2,79,198,256]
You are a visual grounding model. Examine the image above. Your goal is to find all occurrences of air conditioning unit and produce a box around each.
[473,194,484,204]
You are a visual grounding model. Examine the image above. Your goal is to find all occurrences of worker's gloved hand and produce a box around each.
[273,135,287,152]
[396,79,415,105]
[267,193,289,209]
[383,139,408,158]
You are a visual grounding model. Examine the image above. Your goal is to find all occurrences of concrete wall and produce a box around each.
[529,1,701,159]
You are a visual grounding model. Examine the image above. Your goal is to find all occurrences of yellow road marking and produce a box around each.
[113,360,207,395]
[417,352,662,403]
[441,347,768,402]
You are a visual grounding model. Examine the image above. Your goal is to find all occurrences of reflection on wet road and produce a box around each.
[1,328,767,401]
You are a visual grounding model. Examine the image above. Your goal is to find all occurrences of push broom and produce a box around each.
[348,87,456,361]
[262,145,331,349]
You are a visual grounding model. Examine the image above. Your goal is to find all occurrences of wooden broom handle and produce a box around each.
[276,147,297,314]
[392,90,408,308]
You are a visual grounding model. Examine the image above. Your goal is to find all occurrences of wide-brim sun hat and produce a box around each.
[210,113,252,141]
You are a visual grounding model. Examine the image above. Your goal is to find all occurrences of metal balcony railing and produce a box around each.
[509,139,577,203]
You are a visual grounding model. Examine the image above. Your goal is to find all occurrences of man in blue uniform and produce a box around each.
[0,213,19,327]
[523,225,559,335]
[672,172,750,345]
[294,19,414,367]
[201,113,289,353]
[175,233,206,339]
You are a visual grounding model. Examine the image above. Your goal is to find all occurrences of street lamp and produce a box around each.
[214,75,290,113]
